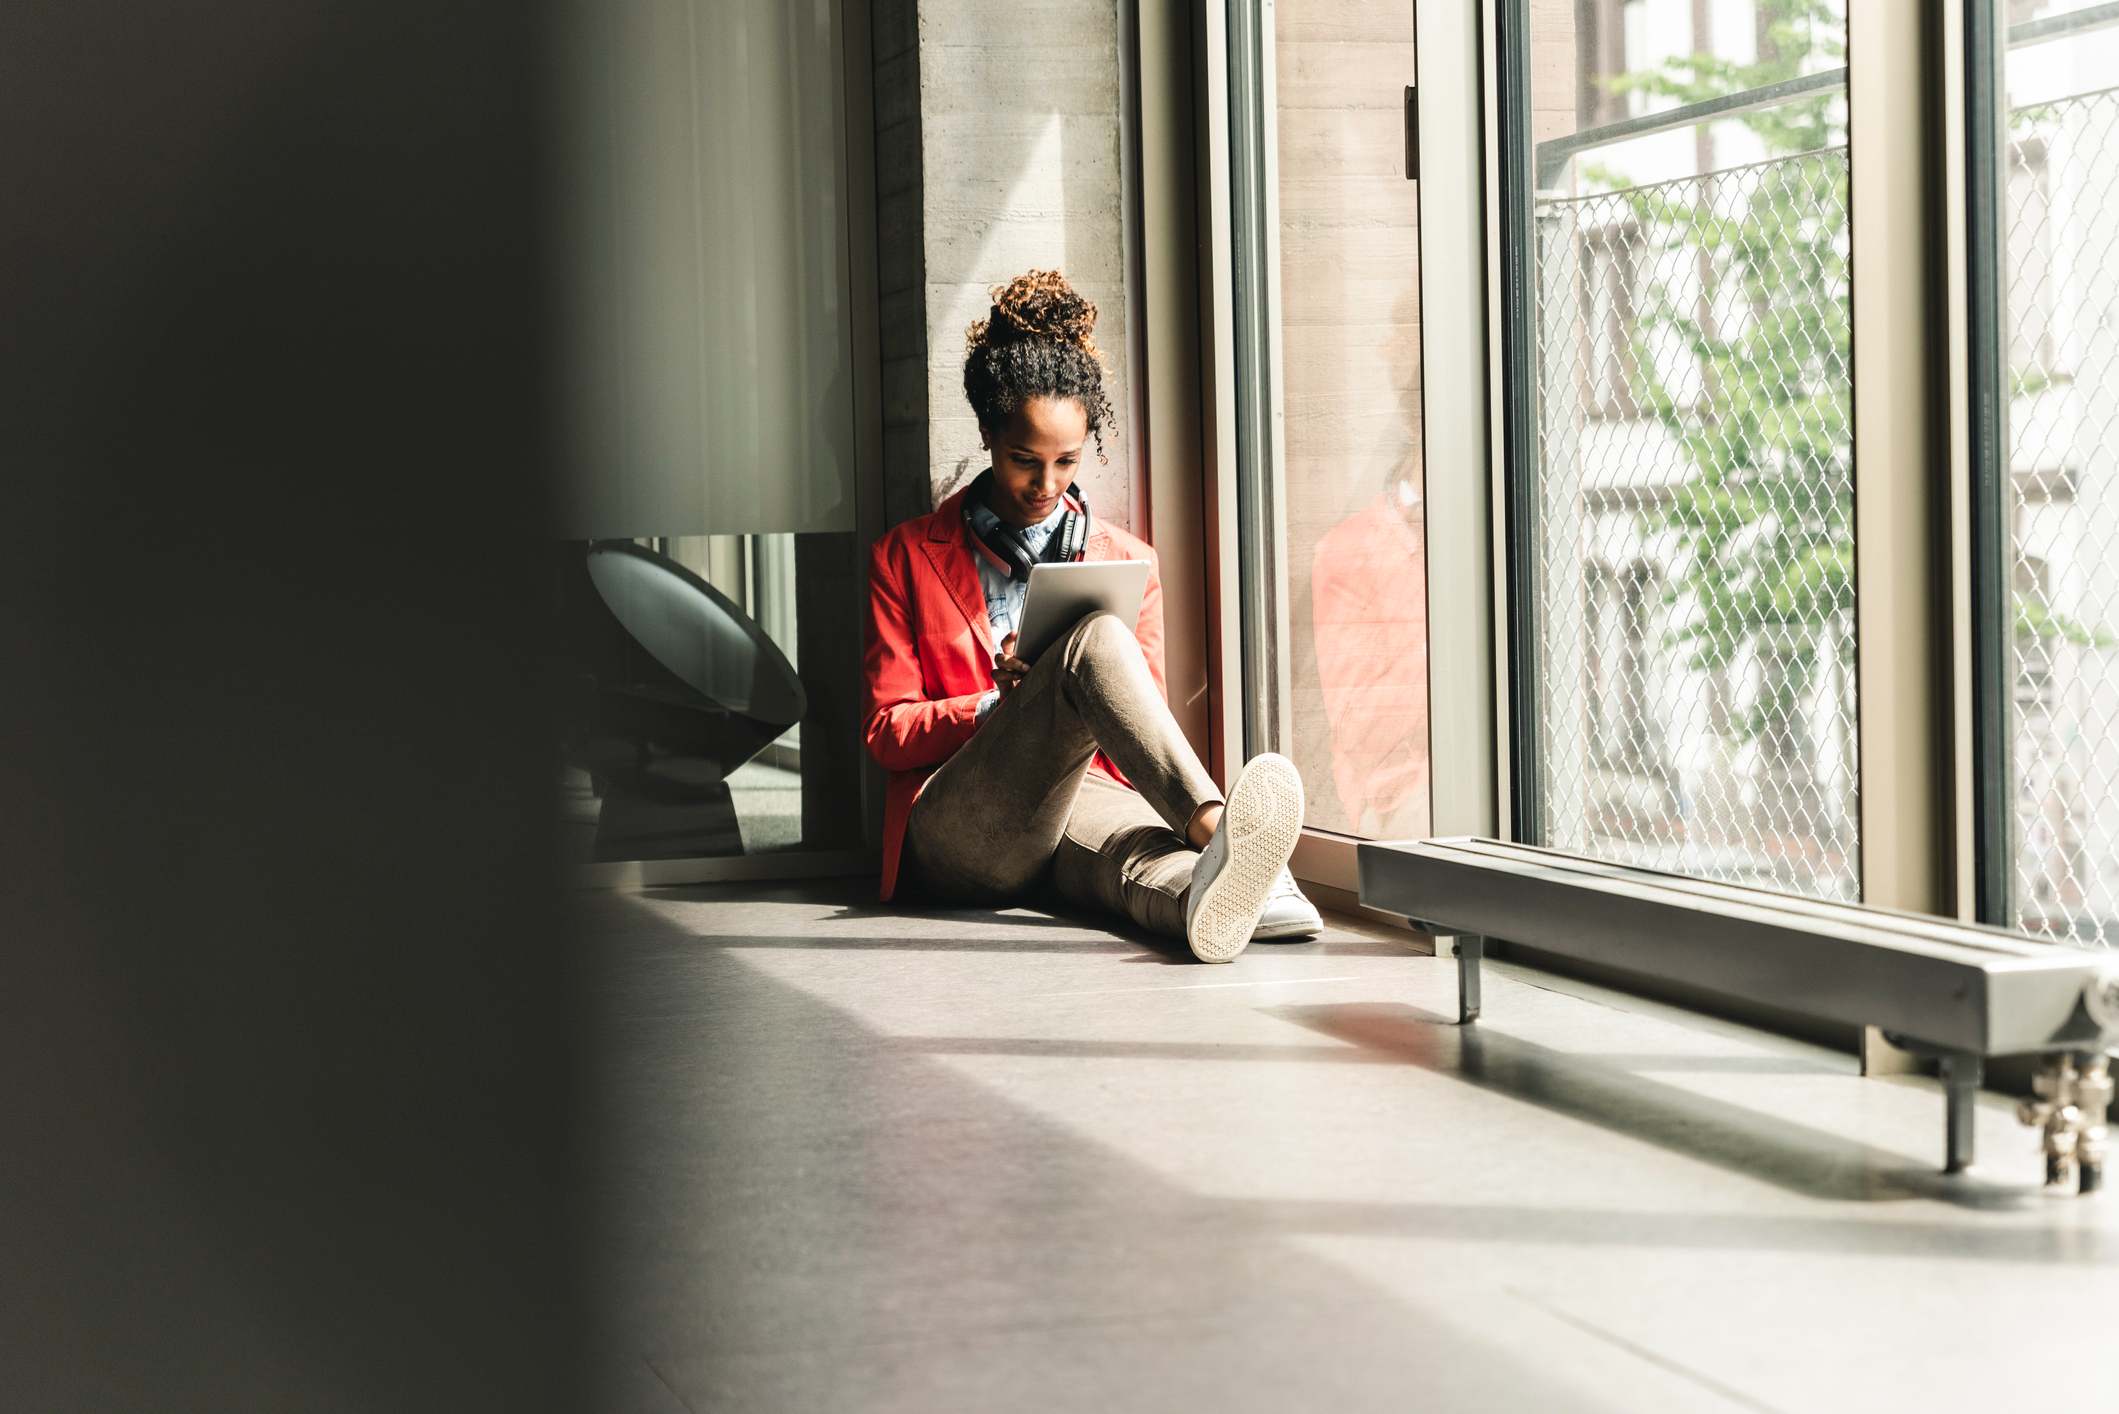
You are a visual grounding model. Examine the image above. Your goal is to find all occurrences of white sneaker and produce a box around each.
[1183,753,1305,963]
[1252,868,1323,942]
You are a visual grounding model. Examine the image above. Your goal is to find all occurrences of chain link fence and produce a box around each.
[2007,85,2119,948]
[1527,86,2119,940]
[1530,148,1859,901]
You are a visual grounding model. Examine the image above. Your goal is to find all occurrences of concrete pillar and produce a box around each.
[870,0,1136,530]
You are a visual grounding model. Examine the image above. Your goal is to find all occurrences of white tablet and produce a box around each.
[1015,560,1151,664]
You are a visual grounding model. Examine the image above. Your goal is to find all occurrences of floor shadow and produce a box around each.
[615,931,1153,956]
[824,897,1418,961]
[631,876,874,905]
[618,883,1399,965]
[898,1037,1381,1064]
[584,894,2119,1414]
[1261,1001,2027,1209]
[824,898,1094,930]
[1574,1053,1847,1076]
[582,894,2112,1414]
[894,1037,1850,1076]
[583,895,1637,1413]
[626,871,1419,961]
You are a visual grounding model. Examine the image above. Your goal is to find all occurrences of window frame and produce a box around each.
[1204,0,1502,903]
[1486,0,1955,933]
[1966,0,2016,926]
[1178,0,2119,1052]
[1197,0,2032,944]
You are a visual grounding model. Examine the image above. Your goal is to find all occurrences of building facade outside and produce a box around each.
[1530,0,2119,946]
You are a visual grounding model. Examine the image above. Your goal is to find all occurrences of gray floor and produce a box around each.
[576,880,2119,1414]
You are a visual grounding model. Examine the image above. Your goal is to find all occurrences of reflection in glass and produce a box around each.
[555,532,860,863]
[543,0,866,869]
[1272,0,1431,839]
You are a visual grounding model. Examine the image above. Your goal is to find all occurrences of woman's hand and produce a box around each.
[993,633,1030,699]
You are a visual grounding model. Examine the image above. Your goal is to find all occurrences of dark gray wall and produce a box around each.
[873,0,935,530]
[2,4,585,1408]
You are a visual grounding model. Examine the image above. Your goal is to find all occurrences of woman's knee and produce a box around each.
[1061,610,1139,668]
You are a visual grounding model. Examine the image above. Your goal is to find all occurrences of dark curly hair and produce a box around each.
[962,269,1113,463]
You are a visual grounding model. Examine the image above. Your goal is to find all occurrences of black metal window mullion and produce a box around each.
[1495,0,1544,845]
[1965,0,2013,927]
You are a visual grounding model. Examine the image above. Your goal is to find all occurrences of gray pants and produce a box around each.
[903,612,1223,939]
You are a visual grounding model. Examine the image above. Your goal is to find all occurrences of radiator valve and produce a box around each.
[2018,1053,2112,1195]
[2087,966,2119,1033]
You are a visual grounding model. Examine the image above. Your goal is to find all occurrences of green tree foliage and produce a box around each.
[1584,0,1849,742]
[1586,0,2100,747]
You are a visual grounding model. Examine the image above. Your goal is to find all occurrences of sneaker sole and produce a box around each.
[1186,754,1305,963]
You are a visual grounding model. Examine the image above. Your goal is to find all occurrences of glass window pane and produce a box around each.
[1512,0,1856,897]
[555,532,867,865]
[1269,0,1431,839]
[544,0,868,870]
[1995,2,2119,944]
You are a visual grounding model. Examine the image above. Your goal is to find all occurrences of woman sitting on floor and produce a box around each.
[861,268,1319,961]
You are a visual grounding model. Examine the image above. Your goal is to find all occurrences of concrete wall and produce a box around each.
[872,0,1137,530]
[1531,0,1581,150]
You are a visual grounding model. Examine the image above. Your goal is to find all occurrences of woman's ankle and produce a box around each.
[1186,801,1223,850]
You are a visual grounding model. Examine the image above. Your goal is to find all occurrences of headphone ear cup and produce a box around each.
[962,469,1034,581]
[976,522,1036,581]
[1065,485,1090,562]
[968,533,1017,578]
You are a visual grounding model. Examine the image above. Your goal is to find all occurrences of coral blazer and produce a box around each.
[862,485,1167,899]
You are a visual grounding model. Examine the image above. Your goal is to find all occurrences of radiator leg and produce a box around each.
[1457,935,1484,1025]
[2077,1054,2110,1195]
[1941,1051,1982,1176]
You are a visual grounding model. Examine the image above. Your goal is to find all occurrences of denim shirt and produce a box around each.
[965,493,1067,718]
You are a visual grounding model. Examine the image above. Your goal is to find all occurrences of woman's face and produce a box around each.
[981,396,1087,528]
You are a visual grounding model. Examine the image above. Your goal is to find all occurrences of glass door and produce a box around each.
[1227,0,1433,844]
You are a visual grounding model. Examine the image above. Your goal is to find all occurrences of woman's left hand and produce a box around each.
[993,633,1030,698]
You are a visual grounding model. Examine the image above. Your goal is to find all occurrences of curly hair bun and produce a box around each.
[966,269,1099,360]
[959,267,1114,461]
